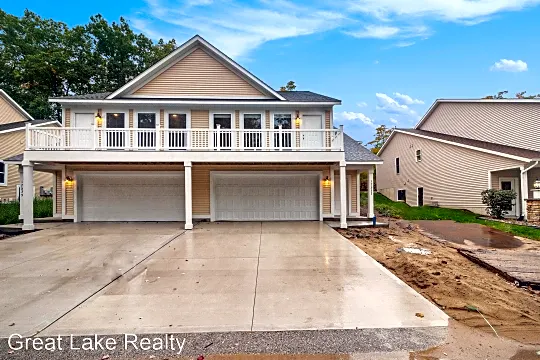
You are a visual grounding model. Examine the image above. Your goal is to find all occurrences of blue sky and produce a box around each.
[4,0,540,143]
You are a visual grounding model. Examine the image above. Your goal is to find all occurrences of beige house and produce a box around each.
[377,99,540,218]
[0,90,59,203]
[14,35,381,230]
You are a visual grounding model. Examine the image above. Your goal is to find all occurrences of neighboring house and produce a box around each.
[377,99,540,219]
[16,35,381,230]
[0,89,59,203]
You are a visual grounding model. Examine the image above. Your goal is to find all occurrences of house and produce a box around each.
[377,99,540,219]
[0,89,59,204]
[13,35,381,231]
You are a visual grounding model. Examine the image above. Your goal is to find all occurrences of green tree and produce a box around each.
[367,125,393,154]
[280,80,296,91]
[483,90,540,99]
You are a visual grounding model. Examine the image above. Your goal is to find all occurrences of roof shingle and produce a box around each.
[0,119,55,133]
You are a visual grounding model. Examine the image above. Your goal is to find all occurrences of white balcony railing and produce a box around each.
[26,126,344,152]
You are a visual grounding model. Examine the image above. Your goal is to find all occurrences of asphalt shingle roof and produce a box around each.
[396,128,540,160]
[4,153,23,163]
[0,119,54,133]
[343,132,381,162]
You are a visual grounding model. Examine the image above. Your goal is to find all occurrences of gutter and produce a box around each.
[47,99,341,106]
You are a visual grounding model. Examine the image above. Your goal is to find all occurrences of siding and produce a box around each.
[55,171,62,214]
[65,109,71,127]
[0,94,27,125]
[133,48,265,98]
[0,130,52,201]
[191,110,209,128]
[377,132,526,213]
[420,102,540,152]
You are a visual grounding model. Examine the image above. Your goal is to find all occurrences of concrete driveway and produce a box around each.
[32,221,448,336]
[0,223,184,337]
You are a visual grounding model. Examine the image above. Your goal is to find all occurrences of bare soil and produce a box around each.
[337,218,540,345]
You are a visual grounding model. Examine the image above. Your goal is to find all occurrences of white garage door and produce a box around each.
[213,173,319,221]
[79,173,185,221]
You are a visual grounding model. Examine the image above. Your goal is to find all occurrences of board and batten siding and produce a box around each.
[0,131,52,201]
[377,132,526,214]
[0,95,27,125]
[420,102,540,152]
[133,48,265,98]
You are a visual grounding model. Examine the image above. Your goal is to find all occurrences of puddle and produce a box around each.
[414,220,523,249]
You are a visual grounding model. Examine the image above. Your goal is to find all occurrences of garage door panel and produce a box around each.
[80,173,185,222]
[214,174,319,221]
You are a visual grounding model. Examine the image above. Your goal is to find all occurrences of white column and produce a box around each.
[22,161,34,230]
[18,165,24,220]
[521,168,528,220]
[356,170,361,215]
[368,167,375,219]
[184,161,193,230]
[339,163,347,229]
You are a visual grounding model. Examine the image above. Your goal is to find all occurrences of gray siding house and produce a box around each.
[377,99,540,218]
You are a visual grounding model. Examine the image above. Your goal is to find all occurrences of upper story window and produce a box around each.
[416,149,422,162]
[273,114,292,129]
[106,113,125,128]
[395,157,400,174]
[243,114,262,129]
[0,161,6,186]
[213,114,232,129]
[168,113,187,129]
[137,113,156,129]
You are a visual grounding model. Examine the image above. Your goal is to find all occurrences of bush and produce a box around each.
[481,189,516,219]
[0,198,53,225]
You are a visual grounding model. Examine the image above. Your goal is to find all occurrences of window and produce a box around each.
[397,189,406,202]
[106,113,126,147]
[243,113,262,149]
[137,113,156,148]
[395,157,400,174]
[273,113,292,148]
[168,113,187,149]
[0,161,6,186]
[213,114,232,148]
[106,113,125,128]
[416,149,422,162]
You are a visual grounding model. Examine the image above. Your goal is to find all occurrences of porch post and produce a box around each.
[339,162,347,229]
[521,168,528,220]
[184,161,193,230]
[18,165,24,220]
[356,170,361,215]
[22,161,34,231]
[368,167,375,219]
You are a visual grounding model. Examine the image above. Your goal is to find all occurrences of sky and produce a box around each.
[3,0,540,143]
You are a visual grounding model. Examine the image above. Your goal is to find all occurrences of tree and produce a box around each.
[483,90,540,99]
[280,80,296,91]
[367,125,393,154]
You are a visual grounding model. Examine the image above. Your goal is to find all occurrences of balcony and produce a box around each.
[26,126,344,152]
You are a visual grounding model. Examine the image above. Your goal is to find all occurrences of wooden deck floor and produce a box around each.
[459,249,540,288]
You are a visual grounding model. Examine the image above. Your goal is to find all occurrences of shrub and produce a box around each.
[481,189,516,219]
[0,198,53,225]
[375,204,402,218]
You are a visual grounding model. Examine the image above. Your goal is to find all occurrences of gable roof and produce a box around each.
[107,35,286,101]
[379,128,540,162]
[0,89,34,121]
[415,98,540,129]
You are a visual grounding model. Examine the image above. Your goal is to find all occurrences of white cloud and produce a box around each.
[393,92,425,105]
[375,93,417,116]
[357,101,368,107]
[490,59,528,72]
[389,118,399,124]
[393,41,416,48]
[345,25,430,39]
[340,111,377,127]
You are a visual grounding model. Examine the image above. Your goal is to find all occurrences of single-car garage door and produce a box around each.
[213,173,320,221]
[78,172,185,221]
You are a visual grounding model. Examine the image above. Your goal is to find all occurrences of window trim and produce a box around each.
[210,111,235,129]
[240,111,265,130]
[164,110,191,129]
[271,111,294,130]
[134,111,159,129]
[395,157,400,174]
[0,161,7,186]
[397,189,406,202]
[103,111,128,129]
[416,149,422,162]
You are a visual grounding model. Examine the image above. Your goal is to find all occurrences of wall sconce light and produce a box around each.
[323,176,330,187]
[95,112,103,127]
[65,176,74,183]
[295,116,302,127]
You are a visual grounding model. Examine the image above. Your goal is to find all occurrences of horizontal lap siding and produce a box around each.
[0,95,26,125]
[377,132,525,212]
[133,48,265,98]
[56,171,62,214]
[420,103,540,151]
[191,110,209,128]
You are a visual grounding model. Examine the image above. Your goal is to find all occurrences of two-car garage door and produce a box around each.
[78,173,185,222]
[213,173,320,221]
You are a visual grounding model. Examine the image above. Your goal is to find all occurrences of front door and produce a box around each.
[417,187,424,207]
[302,115,323,148]
[73,113,94,148]
[499,177,519,217]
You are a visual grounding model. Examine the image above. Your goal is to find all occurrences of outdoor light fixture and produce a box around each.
[295,115,302,127]
[535,178,540,189]
[65,176,74,183]
[324,176,330,187]
[95,112,103,127]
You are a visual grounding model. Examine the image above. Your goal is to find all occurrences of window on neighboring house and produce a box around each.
[397,189,406,202]
[0,161,6,186]
[395,157,400,174]
[416,149,422,162]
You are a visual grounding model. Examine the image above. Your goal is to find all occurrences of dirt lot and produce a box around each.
[338,219,540,345]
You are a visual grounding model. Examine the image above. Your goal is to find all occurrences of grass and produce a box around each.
[0,198,53,225]
[370,192,540,241]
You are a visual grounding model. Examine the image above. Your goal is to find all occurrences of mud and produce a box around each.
[414,220,524,249]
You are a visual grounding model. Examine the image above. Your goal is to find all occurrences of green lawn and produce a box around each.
[0,198,53,225]
[371,192,540,241]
